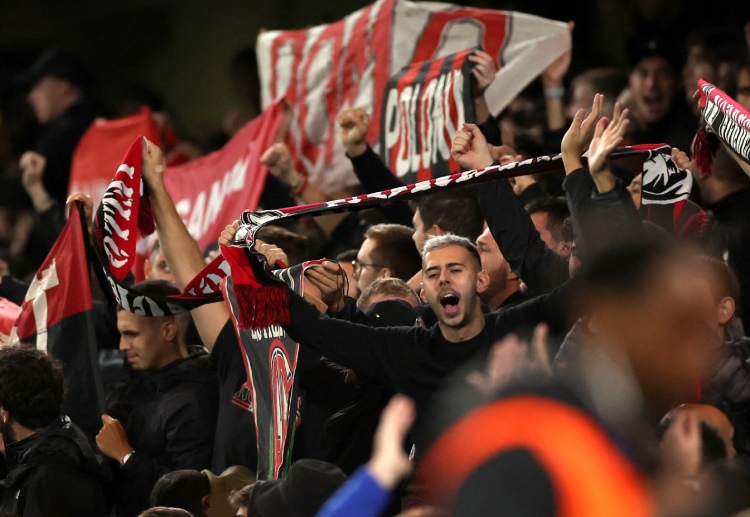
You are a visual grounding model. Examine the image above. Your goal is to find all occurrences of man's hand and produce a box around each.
[467,324,551,396]
[509,174,537,196]
[66,193,95,240]
[488,145,523,166]
[260,143,303,188]
[541,22,574,89]
[19,151,46,190]
[141,137,166,191]
[587,102,629,193]
[660,410,702,478]
[671,148,692,170]
[367,395,416,490]
[337,108,370,158]
[304,261,347,313]
[255,239,289,268]
[468,50,497,98]
[96,415,134,462]
[451,123,494,170]
[219,220,239,247]
[561,93,604,173]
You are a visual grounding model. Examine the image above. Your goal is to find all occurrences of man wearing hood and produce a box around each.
[0,346,111,516]
[96,279,219,517]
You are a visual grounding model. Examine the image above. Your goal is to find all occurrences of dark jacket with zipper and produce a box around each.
[106,348,218,517]
[0,416,111,516]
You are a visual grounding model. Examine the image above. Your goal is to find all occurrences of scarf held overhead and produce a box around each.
[695,79,750,176]
[96,138,675,321]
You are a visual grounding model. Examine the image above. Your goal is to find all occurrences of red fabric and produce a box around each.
[0,298,21,343]
[162,104,284,252]
[220,245,290,330]
[692,128,720,178]
[15,204,93,341]
[69,107,160,209]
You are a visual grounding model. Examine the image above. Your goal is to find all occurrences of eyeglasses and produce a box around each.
[352,260,385,277]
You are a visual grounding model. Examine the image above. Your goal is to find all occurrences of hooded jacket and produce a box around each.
[0,416,112,516]
[106,348,218,517]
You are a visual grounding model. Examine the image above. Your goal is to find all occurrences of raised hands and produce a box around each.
[141,137,166,190]
[671,148,692,170]
[466,324,552,397]
[367,395,416,490]
[451,123,494,171]
[304,261,348,313]
[219,220,239,247]
[468,50,497,98]
[587,102,629,192]
[255,239,289,268]
[19,151,46,191]
[260,142,304,190]
[337,107,370,158]
[561,93,603,173]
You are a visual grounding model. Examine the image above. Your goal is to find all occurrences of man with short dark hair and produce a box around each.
[151,466,255,517]
[409,191,484,255]
[524,197,572,258]
[355,224,422,293]
[97,279,218,517]
[0,347,111,516]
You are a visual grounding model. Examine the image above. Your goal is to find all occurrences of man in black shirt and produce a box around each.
[218,225,569,452]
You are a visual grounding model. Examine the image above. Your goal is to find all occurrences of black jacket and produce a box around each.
[0,416,111,516]
[106,348,218,517]
[473,178,569,296]
[705,187,750,332]
[284,281,571,453]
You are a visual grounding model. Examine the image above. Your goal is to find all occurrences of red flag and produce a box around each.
[10,204,105,434]
[69,107,161,209]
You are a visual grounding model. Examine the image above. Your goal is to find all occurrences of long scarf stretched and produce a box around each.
[694,78,750,176]
[96,137,672,323]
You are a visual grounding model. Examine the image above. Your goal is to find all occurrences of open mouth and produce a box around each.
[440,293,460,316]
[643,94,664,111]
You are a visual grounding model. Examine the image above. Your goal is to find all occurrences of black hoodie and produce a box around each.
[106,348,218,517]
[0,416,112,516]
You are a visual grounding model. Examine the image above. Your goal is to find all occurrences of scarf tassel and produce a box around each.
[233,284,291,330]
[692,128,721,178]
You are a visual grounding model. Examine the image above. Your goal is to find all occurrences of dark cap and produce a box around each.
[364,299,421,328]
[14,49,91,92]
[627,35,683,70]
[247,460,346,517]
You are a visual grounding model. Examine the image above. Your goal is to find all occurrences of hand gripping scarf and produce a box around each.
[694,78,750,177]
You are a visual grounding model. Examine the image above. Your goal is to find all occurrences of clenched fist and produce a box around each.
[337,108,370,157]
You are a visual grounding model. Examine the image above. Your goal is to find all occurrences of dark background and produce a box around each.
[1,0,749,135]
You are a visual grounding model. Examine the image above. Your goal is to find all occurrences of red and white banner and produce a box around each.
[257,0,569,191]
[380,47,475,184]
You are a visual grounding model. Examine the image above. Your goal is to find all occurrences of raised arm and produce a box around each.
[451,124,569,295]
[568,102,644,256]
[260,142,348,237]
[337,108,414,226]
[141,139,229,351]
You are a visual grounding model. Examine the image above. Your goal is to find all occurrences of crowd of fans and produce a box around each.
[1,11,750,517]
